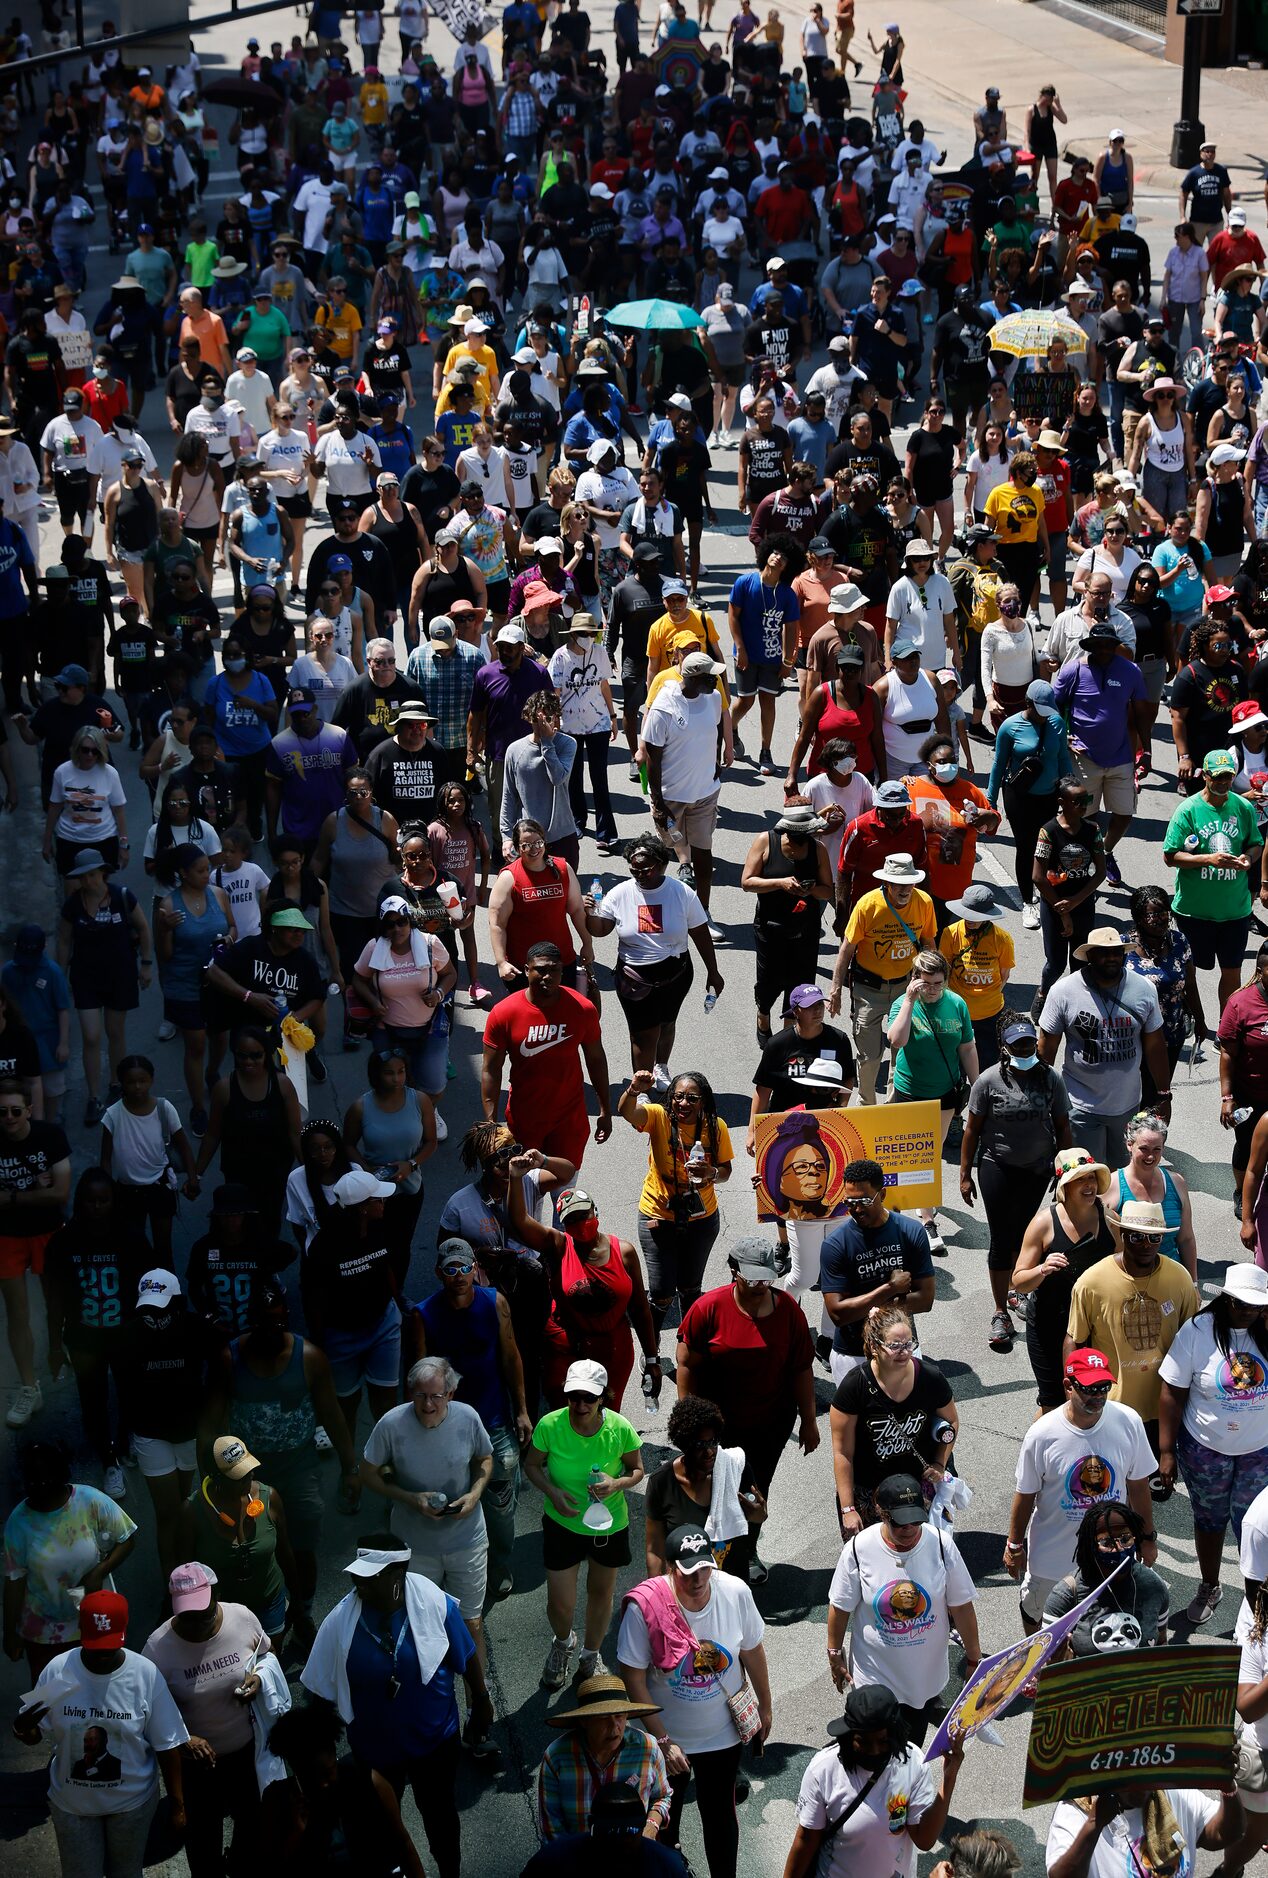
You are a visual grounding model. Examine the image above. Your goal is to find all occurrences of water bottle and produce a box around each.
[703,989,718,1013]
[274,993,288,1019]
[642,1362,659,1404]
[590,876,603,906]
[1234,1106,1255,1126]
[687,1140,707,1186]
[1184,832,1201,852]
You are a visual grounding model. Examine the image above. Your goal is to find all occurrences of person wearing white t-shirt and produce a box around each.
[803,743,874,876]
[1235,1607,1268,1857]
[293,176,336,262]
[14,1589,189,1861]
[785,1682,960,1878]
[884,545,957,672]
[456,436,513,511]
[290,616,358,723]
[618,1523,769,1876]
[826,1473,980,1744]
[1046,1787,1239,1878]
[1158,1266,1268,1630]
[41,395,106,538]
[642,644,726,923]
[1006,1346,1156,1631]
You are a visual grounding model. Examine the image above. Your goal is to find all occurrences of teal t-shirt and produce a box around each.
[888,988,973,1097]
[125,245,173,306]
[531,1406,640,1534]
[1164,790,1260,921]
[239,304,291,362]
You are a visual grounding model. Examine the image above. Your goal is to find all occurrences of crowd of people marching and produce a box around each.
[5,0,1268,1874]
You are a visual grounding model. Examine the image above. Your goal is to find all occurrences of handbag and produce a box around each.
[1236,1716,1268,1792]
[914,997,970,1114]
[726,1680,762,1744]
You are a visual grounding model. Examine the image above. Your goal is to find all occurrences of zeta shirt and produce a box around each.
[1015,1399,1156,1579]
[1164,791,1260,921]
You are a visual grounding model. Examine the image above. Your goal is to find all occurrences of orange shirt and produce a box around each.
[903,774,993,902]
[179,309,228,371]
[791,567,845,648]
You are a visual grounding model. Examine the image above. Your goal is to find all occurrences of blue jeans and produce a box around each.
[1106,379,1128,461]
[1254,485,1268,538]
[372,1004,449,1096]
[484,1421,521,1588]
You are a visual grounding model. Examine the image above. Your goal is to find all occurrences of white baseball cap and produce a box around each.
[137,1268,180,1308]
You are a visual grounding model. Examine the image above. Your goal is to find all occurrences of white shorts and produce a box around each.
[412,1542,488,1621]
[133,1433,197,1478]
[1021,1568,1059,1623]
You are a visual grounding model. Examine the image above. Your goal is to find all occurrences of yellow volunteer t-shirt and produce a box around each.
[845,887,936,980]
[937,919,1015,1021]
[635,1100,733,1220]
[644,665,731,712]
[316,301,363,361]
[1066,1257,1198,1420]
[442,340,499,387]
[645,607,718,673]
[359,81,389,126]
[985,482,1042,546]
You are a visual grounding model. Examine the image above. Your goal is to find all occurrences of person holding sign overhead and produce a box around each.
[1046,1783,1244,1878]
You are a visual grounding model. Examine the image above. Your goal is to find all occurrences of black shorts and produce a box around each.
[487,577,512,616]
[278,493,313,520]
[1174,912,1250,973]
[620,658,648,712]
[56,473,92,524]
[541,1517,632,1571]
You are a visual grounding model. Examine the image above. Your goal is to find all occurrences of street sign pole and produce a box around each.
[1171,0,1207,169]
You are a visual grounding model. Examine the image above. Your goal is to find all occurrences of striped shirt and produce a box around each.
[538,1724,672,1838]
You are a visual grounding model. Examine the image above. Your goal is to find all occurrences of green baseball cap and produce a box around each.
[269,906,313,930]
[1203,748,1237,777]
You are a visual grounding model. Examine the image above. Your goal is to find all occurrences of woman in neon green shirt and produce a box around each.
[1164,746,1263,1013]
[523,1356,644,1693]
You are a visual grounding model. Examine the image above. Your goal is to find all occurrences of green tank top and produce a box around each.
[187,1478,284,1618]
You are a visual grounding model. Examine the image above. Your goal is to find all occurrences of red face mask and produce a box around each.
[572,1217,600,1247]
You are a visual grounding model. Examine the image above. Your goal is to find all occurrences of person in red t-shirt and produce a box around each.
[1034,429,1074,617]
[1053,159,1098,244]
[754,171,814,252]
[481,942,611,1165]
[676,1238,818,1505]
[835,791,929,918]
[81,355,131,433]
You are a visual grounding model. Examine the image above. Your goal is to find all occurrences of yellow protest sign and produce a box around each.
[753,1101,943,1220]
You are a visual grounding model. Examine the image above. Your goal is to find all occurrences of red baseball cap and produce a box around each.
[1064,1348,1115,1389]
[1207,583,1236,603]
[79,1590,128,1650]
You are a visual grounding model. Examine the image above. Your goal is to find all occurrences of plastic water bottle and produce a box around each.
[687,1141,707,1186]
[703,989,718,1013]
[590,876,603,905]
[642,1363,659,1404]
[1184,832,1202,852]
[1234,1106,1255,1126]
[274,994,288,1019]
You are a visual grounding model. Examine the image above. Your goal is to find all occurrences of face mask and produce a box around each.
[1010,1052,1039,1072]
[834,757,856,776]
[92,364,108,379]
[572,1217,600,1247]
[1096,1542,1134,1566]
[933,761,958,783]
[999,599,1021,618]
[201,394,219,410]
[851,1749,890,1773]
[224,656,247,673]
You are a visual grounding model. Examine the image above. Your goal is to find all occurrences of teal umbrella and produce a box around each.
[603,298,702,330]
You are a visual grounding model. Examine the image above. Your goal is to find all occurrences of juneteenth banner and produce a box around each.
[925,1560,1128,1762]
[1022,1645,1238,1808]
[753,1100,943,1220]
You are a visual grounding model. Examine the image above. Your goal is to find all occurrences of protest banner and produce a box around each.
[754,1100,942,1220]
[926,1560,1127,1762]
[1022,1645,1238,1808]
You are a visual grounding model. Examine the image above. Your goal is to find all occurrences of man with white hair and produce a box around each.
[360,1354,495,1684]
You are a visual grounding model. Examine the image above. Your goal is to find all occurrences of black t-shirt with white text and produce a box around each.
[0,1119,69,1236]
[831,1357,953,1495]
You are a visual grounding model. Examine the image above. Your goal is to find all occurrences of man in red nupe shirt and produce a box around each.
[481,941,611,1166]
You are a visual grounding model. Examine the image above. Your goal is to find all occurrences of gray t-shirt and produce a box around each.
[1042,1563,1170,1656]
[361,1400,492,1561]
[1038,969,1163,1113]
[699,302,749,368]
[967,1061,1071,1168]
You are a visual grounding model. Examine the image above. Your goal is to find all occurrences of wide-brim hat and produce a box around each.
[944,882,1007,924]
[1220,1263,1268,1306]
[546,1673,661,1724]
[1107,1199,1168,1237]
[873,854,924,885]
[1054,1148,1112,1196]
[1073,926,1126,960]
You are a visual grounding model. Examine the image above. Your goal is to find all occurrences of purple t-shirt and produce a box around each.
[1051,655,1146,770]
[469,656,555,762]
[264,722,357,839]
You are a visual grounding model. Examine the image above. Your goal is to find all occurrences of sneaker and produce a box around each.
[84,1097,105,1127]
[6,1382,42,1429]
[104,1463,127,1500]
[773,1239,792,1277]
[129,727,141,750]
[733,730,745,760]
[434,1111,448,1142]
[190,1106,209,1138]
[628,759,640,782]
[748,1550,769,1584]
[1186,1581,1222,1626]
[157,1018,177,1042]
[314,1424,333,1453]
[1022,901,1040,930]
[462,1716,501,1762]
[469,984,492,1005]
[759,747,775,775]
[814,1332,833,1367]
[706,922,725,943]
[652,1063,671,1091]
[576,1648,606,1681]
[968,721,993,743]
[678,861,696,887]
[541,1630,576,1690]
[488,1573,514,1603]
[1104,851,1123,888]
[988,1310,1015,1352]
[307,1052,328,1085]
[925,1221,947,1256]
[709,428,721,447]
